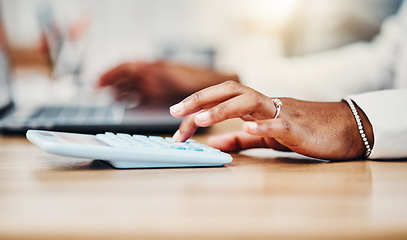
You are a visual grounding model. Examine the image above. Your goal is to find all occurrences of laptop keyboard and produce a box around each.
[4,106,117,128]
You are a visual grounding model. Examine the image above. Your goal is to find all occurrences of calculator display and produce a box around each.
[44,131,107,146]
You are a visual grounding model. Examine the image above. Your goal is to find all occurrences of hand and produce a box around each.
[97,60,239,104]
[169,81,374,160]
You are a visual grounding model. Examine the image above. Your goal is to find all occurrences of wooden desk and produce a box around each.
[1,120,407,240]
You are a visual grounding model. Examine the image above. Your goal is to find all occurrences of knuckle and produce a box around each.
[124,63,137,75]
[123,62,134,70]
[224,80,237,86]
[189,92,202,104]
[223,80,240,91]
[246,91,263,109]
[280,119,291,133]
[180,115,197,129]
[208,108,220,120]
[209,105,227,122]
[249,91,260,102]
[214,104,226,116]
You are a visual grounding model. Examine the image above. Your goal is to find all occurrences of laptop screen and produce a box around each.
[0,12,12,112]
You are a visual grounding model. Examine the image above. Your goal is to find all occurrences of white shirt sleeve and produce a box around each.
[348,89,407,159]
[235,2,406,101]
[346,3,407,159]
[237,43,390,101]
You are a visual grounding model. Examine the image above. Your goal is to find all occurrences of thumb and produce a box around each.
[207,131,268,152]
[243,119,303,148]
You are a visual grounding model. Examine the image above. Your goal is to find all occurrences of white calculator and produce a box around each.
[26,130,233,169]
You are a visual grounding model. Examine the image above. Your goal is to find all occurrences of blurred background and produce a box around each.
[1,0,403,100]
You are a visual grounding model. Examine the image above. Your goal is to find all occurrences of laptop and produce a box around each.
[0,13,182,135]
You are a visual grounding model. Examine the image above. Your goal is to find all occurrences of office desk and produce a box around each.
[1,120,407,240]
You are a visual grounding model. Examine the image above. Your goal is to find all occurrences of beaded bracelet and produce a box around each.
[343,98,372,158]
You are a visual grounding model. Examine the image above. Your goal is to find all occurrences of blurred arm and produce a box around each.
[240,2,406,101]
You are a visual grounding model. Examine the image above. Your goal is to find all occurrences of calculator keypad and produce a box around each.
[96,132,220,152]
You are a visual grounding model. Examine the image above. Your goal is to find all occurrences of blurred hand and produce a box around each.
[97,60,239,105]
[169,81,374,160]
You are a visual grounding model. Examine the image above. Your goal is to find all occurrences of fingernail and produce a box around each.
[246,122,258,130]
[172,130,181,142]
[170,102,184,113]
[196,111,210,122]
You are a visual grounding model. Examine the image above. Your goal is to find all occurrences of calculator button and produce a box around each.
[149,136,164,140]
[117,133,132,138]
[116,133,130,136]
[132,134,148,139]
[170,143,187,150]
[96,133,221,152]
[186,146,204,151]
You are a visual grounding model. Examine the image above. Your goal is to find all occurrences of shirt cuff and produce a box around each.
[347,88,407,159]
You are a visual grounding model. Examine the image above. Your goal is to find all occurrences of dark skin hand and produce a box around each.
[97,60,239,105]
[170,81,374,160]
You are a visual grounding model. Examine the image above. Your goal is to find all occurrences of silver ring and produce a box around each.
[272,98,282,119]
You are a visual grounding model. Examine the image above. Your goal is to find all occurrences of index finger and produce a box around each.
[169,80,246,117]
